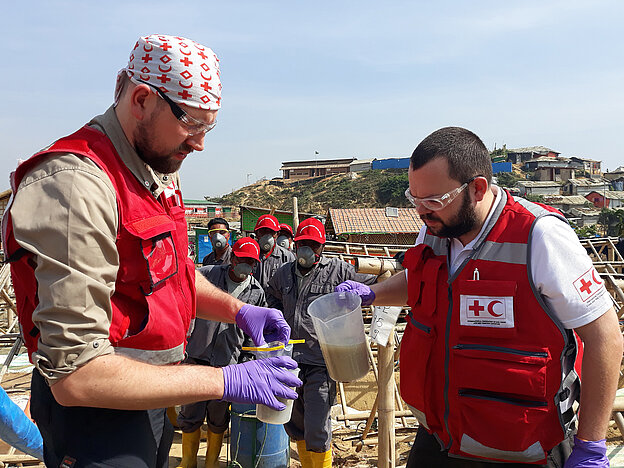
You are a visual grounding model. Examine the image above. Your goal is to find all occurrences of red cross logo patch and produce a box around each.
[460,295,514,328]
[573,267,604,302]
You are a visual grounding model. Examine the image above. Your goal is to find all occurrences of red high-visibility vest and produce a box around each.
[400,191,582,464]
[3,126,196,364]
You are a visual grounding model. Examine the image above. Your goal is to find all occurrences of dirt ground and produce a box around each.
[3,369,624,468]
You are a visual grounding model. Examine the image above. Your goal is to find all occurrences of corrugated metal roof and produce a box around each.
[328,208,424,235]
[567,178,607,186]
[517,181,562,187]
[508,146,558,154]
[542,195,588,205]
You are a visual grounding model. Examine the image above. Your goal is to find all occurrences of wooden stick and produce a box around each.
[613,412,624,443]
[337,410,412,422]
[377,331,395,468]
[355,393,379,453]
[337,382,351,427]
[355,433,416,447]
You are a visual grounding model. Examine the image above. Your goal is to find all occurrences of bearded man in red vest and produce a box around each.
[2,34,300,468]
[337,127,621,468]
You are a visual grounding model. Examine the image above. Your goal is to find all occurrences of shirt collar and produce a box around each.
[89,106,178,199]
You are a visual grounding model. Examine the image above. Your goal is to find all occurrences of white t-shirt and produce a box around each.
[413,186,613,329]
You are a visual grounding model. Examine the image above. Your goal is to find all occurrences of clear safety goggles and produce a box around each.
[137,79,217,136]
[405,176,479,211]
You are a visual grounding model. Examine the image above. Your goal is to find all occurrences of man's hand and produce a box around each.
[335,280,376,306]
[235,304,290,346]
[564,437,608,467]
[221,356,302,410]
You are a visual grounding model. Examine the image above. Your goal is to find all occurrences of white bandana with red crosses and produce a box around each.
[116,34,221,110]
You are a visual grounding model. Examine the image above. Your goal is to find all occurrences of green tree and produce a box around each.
[598,208,624,237]
[496,172,519,188]
[376,173,410,206]
[524,194,545,203]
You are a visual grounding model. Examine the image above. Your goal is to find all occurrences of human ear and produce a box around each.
[472,177,489,202]
[129,85,154,121]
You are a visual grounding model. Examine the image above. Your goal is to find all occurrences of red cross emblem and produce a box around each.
[468,300,484,316]
[573,267,604,302]
[178,89,192,100]
[142,54,152,63]
[180,56,193,67]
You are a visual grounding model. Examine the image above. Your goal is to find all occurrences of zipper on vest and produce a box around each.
[406,312,431,334]
[453,344,548,358]
[458,389,547,408]
[443,284,453,450]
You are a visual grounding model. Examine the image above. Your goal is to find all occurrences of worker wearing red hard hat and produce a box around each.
[252,214,296,291]
[277,223,294,250]
[266,218,377,467]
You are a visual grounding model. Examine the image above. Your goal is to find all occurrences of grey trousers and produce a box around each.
[285,364,336,453]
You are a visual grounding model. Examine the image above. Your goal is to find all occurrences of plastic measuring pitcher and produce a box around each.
[247,341,300,425]
[308,291,370,382]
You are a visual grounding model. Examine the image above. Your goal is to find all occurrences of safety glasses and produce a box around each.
[405,176,479,211]
[138,80,217,136]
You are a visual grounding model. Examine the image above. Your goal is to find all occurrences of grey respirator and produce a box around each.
[277,235,290,249]
[297,246,319,268]
[212,233,227,250]
[258,234,275,252]
[232,262,253,280]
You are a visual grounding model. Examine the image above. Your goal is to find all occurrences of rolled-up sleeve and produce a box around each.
[10,154,119,383]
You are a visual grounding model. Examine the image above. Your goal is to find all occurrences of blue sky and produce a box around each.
[2,1,623,199]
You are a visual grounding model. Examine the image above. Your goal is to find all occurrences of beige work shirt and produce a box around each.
[10,106,181,383]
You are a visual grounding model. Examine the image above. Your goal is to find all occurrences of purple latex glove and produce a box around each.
[221,356,302,410]
[335,280,376,306]
[564,437,608,468]
[235,304,290,346]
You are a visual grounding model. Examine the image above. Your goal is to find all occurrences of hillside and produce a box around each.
[207,169,411,213]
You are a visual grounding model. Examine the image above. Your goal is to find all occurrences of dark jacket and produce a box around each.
[253,243,296,291]
[267,256,376,366]
[202,244,232,266]
[186,264,265,366]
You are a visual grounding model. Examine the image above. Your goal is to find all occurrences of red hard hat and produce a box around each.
[294,218,326,244]
[278,223,294,238]
[254,214,280,232]
[232,237,260,261]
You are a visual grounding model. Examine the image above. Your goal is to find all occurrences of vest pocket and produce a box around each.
[452,344,550,400]
[453,390,549,463]
[400,314,439,430]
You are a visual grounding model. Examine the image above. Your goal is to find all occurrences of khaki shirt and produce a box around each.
[10,106,181,383]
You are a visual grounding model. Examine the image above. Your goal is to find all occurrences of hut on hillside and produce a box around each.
[325,207,424,245]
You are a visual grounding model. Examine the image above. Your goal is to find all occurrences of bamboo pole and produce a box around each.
[337,410,412,422]
[292,197,299,231]
[377,331,395,468]
[355,257,402,276]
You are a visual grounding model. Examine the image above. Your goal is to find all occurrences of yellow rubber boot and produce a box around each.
[204,430,224,468]
[296,440,312,467]
[308,448,332,468]
[177,428,201,468]
[167,406,179,428]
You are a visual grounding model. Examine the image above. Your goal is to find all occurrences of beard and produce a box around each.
[133,117,193,174]
[421,190,478,239]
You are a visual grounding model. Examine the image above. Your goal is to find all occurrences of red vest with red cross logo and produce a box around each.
[2,126,196,365]
[400,190,584,464]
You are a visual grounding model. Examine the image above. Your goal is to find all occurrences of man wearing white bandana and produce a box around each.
[2,34,301,468]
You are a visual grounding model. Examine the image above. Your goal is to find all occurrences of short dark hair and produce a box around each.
[410,127,492,184]
[208,217,229,230]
